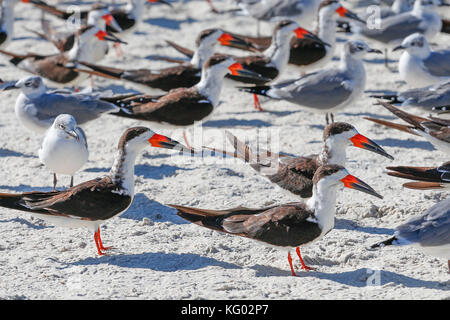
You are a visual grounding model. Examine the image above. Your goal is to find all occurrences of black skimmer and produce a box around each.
[170,164,383,276]
[204,123,393,198]
[39,114,89,190]
[386,161,450,190]
[239,40,382,123]
[365,101,450,155]
[392,33,450,88]
[0,25,125,88]
[370,81,450,113]
[165,20,325,111]
[101,55,270,129]
[2,76,123,134]
[216,0,365,74]
[75,29,255,94]
[0,126,192,256]
[370,198,450,272]
[25,3,125,60]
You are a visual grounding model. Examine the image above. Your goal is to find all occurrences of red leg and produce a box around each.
[287,252,296,277]
[296,247,314,271]
[253,94,263,111]
[94,229,105,256]
[183,131,192,149]
[114,42,124,58]
[96,227,113,252]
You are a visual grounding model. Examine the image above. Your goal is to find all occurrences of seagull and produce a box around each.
[239,40,383,123]
[100,55,265,146]
[75,29,255,95]
[365,101,450,155]
[2,76,123,134]
[229,0,323,33]
[348,0,444,67]
[393,33,450,88]
[215,0,365,75]
[386,161,450,190]
[204,122,393,198]
[39,114,89,190]
[370,80,450,113]
[370,198,450,272]
[170,164,383,276]
[0,24,125,88]
[0,127,192,256]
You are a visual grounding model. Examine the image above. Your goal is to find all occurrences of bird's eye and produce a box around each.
[25,82,31,87]
[59,124,65,130]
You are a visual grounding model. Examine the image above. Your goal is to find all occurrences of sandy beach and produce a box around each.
[0,0,448,299]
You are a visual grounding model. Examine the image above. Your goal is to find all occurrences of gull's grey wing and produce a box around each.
[423,51,450,78]
[358,14,426,44]
[30,92,120,124]
[75,126,88,150]
[268,69,353,109]
[399,81,450,109]
[396,198,450,247]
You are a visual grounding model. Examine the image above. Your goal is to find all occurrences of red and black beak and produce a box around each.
[350,133,394,160]
[293,27,331,47]
[341,174,383,199]
[95,30,128,45]
[228,62,271,82]
[336,6,365,24]
[218,33,259,51]
[149,133,194,154]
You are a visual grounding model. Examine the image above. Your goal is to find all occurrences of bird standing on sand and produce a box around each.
[39,114,89,191]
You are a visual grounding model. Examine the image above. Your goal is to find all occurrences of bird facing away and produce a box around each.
[204,122,393,198]
[170,164,383,276]
[0,127,193,256]
[39,114,89,191]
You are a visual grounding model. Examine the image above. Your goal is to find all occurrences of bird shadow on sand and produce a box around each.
[0,148,36,158]
[121,193,187,225]
[334,218,393,235]
[375,138,435,151]
[0,184,54,193]
[135,163,193,179]
[297,268,448,290]
[0,217,49,230]
[144,17,198,30]
[69,251,241,271]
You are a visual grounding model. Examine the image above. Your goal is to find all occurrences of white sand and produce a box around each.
[0,0,448,300]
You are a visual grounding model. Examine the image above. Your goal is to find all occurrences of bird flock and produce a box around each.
[0,0,449,285]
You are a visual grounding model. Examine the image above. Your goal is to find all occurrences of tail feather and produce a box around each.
[370,236,397,249]
[77,61,123,80]
[403,182,444,190]
[369,94,400,104]
[0,193,35,213]
[376,100,429,128]
[0,49,29,66]
[364,117,420,136]
[168,204,228,233]
[165,40,194,58]
[237,85,271,97]
[386,165,439,182]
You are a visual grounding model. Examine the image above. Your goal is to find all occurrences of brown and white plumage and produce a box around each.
[205,122,393,198]
[170,164,383,276]
[0,127,192,255]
